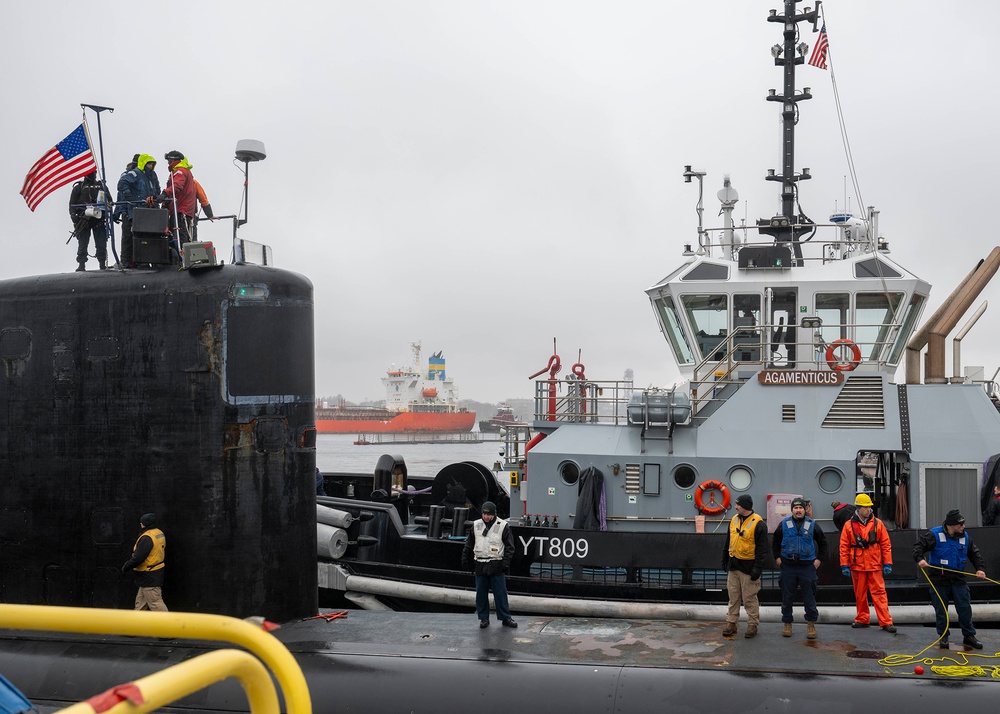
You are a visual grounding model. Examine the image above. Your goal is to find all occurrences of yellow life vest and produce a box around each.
[133,528,166,572]
[728,513,763,560]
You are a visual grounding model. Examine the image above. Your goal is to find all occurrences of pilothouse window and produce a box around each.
[816,293,850,344]
[766,290,797,369]
[653,294,695,365]
[816,292,905,363]
[681,294,729,361]
[682,263,730,281]
[857,292,903,362]
[855,259,902,279]
[732,294,761,362]
[887,294,926,366]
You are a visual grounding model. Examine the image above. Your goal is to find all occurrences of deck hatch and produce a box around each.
[642,463,661,495]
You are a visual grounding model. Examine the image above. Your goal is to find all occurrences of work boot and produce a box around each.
[99,259,107,270]
[75,264,86,272]
[939,637,949,649]
[479,620,489,629]
[502,618,518,628]
[722,622,738,637]
[881,625,897,634]
[807,622,817,640]
[782,623,792,637]
[744,624,758,639]
[964,635,984,650]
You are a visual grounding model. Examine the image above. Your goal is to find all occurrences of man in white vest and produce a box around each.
[461,501,517,629]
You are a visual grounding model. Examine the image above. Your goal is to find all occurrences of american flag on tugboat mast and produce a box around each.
[808,24,830,69]
[19,123,98,211]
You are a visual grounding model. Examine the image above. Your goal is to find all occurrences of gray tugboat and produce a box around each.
[321,0,1000,615]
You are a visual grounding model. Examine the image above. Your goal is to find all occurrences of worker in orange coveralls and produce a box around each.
[839,493,896,633]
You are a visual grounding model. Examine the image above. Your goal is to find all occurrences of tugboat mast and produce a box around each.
[760,0,822,259]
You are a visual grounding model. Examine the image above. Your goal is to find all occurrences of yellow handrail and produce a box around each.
[0,605,310,714]
[57,649,279,714]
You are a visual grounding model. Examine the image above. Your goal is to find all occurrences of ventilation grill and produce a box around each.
[822,375,885,428]
[625,464,641,494]
[782,404,796,422]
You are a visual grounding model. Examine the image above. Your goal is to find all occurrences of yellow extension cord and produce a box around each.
[878,565,1000,677]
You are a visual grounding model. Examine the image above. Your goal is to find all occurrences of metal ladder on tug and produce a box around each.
[689,326,764,421]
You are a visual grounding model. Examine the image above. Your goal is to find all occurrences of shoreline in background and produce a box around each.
[316,432,504,478]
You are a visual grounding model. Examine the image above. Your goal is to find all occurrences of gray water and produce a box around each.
[316,433,504,477]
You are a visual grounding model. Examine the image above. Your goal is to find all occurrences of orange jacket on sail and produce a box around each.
[193,179,214,219]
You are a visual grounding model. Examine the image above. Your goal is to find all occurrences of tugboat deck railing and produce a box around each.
[690,323,899,418]
[689,224,888,265]
[531,378,635,425]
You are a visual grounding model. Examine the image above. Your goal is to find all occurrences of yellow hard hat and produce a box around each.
[854,493,874,507]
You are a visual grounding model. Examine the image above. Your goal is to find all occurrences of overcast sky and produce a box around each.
[4,1,1000,404]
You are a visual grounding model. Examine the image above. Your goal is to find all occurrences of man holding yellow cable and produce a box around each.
[840,493,895,633]
[913,509,986,650]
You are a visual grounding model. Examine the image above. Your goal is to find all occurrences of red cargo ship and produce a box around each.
[316,342,475,434]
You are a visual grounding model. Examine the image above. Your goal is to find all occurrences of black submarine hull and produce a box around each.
[0,266,317,622]
[2,613,998,712]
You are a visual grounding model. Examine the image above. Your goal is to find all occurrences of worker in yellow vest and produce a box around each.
[721,494,768,638]
[122,513,168,611]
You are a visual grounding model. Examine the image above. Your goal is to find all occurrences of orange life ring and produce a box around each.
[825,338,862,372]
[695,479,730,516]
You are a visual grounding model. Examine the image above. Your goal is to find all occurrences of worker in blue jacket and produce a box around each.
[114,153,160,267]
[772,497,828,640]
[914,509,986,649]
